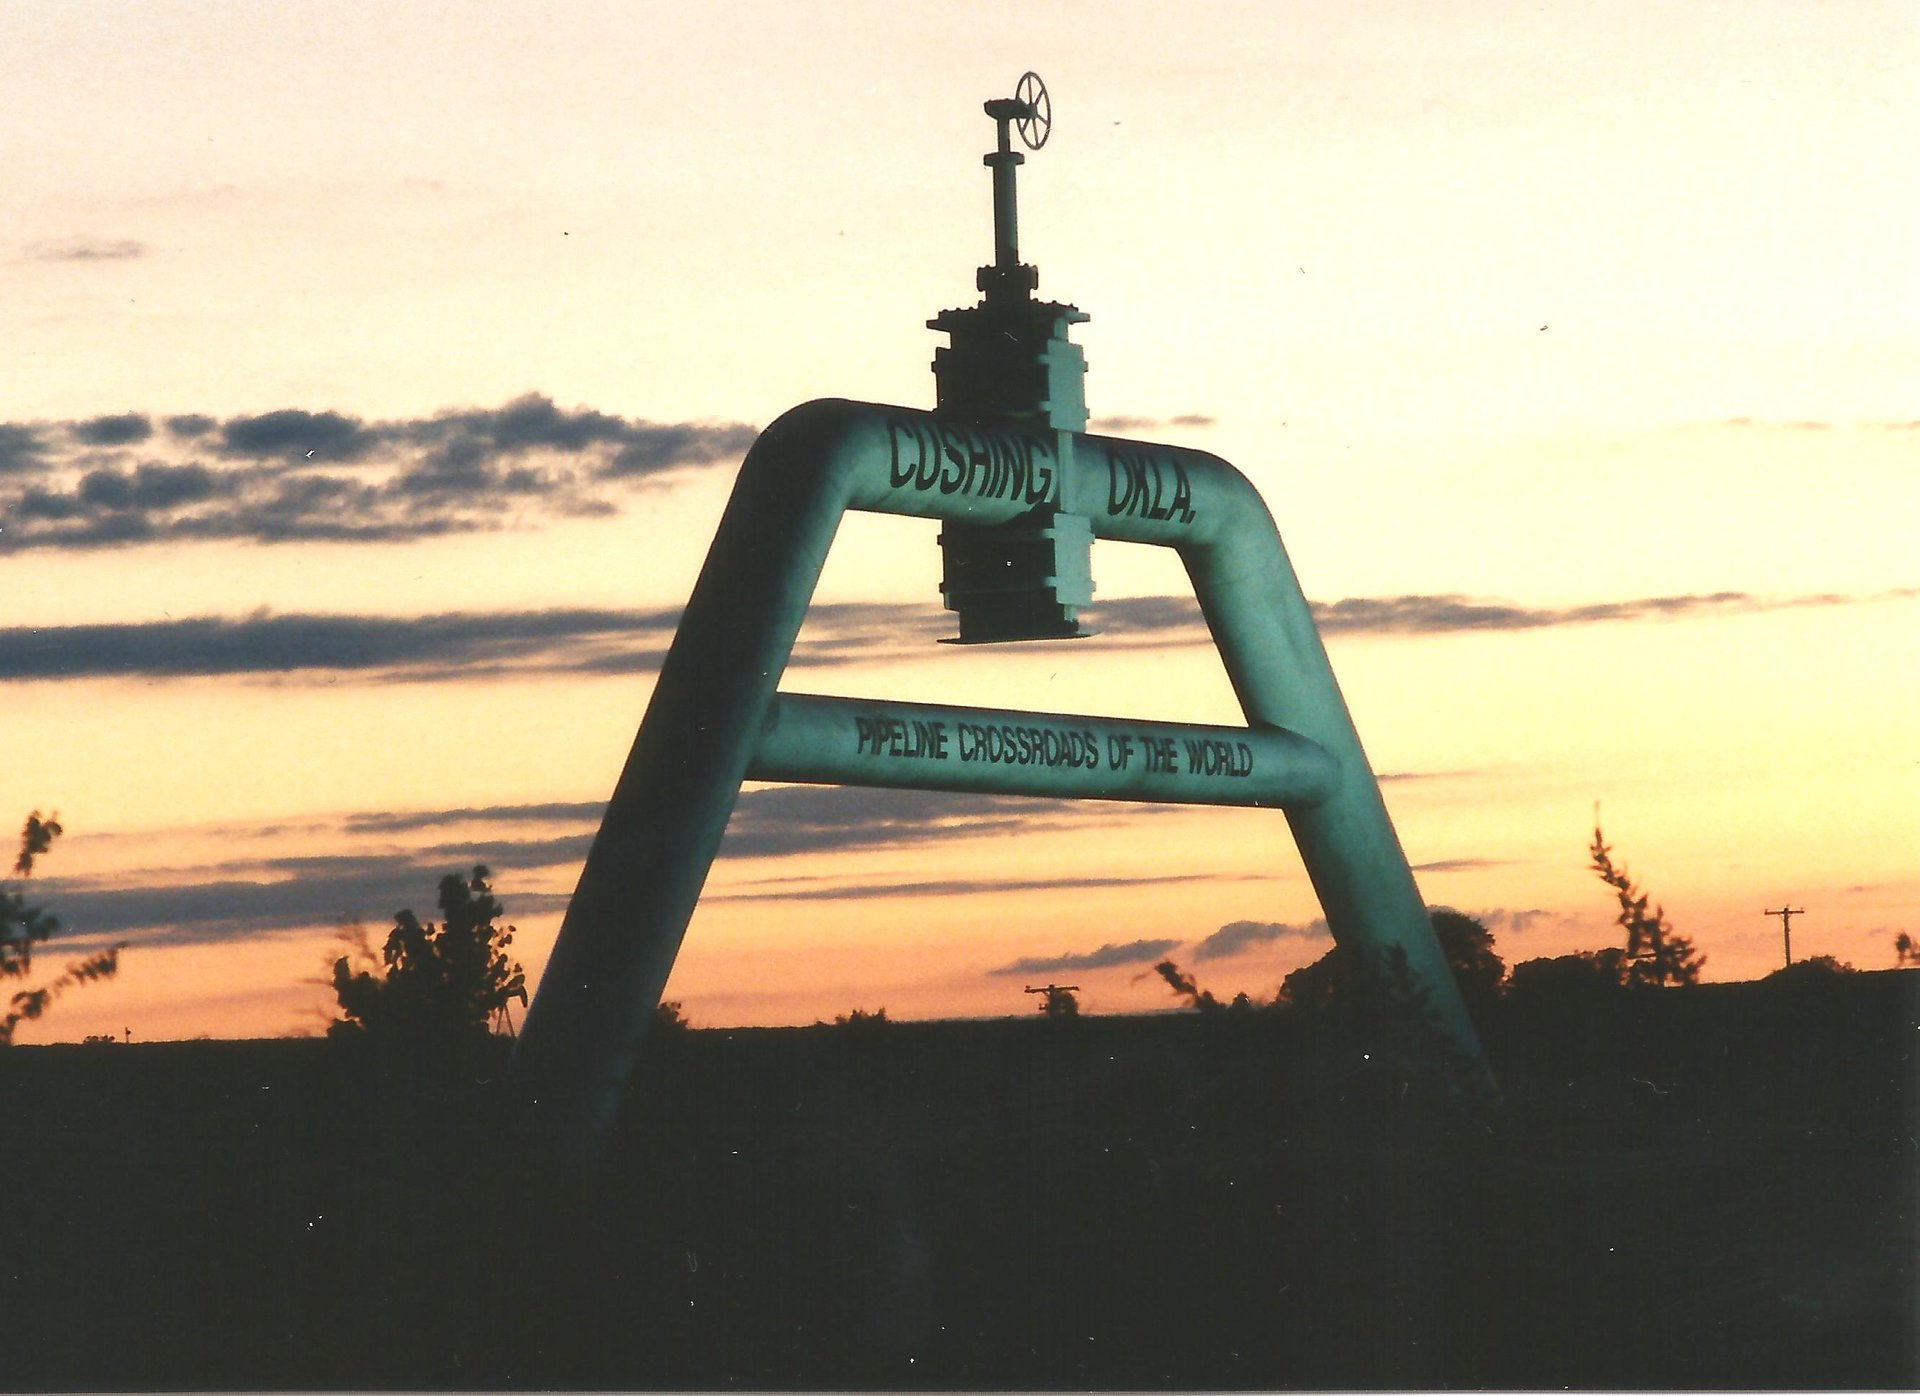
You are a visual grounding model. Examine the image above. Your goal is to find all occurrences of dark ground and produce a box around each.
[4,970,1915,1390]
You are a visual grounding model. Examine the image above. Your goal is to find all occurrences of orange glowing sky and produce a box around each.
[3,0,1916,1042]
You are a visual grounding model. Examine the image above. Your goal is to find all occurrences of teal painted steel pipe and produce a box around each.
[749,692,1340,808]
[512,398,1497,1166]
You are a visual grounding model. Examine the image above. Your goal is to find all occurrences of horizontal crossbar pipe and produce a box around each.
[749,693,1340,808]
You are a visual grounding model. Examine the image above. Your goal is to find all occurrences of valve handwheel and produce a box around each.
[1014,72,1051,150]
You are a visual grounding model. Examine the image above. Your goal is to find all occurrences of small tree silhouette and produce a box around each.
[1428,909,1505,1022]
[1152,958,1223,1013]
[1766,954,1855,981]
[2,812,121,1045]
[1589,820,1704,987]
[1894,933,1920,968]
[330,865,526,1051]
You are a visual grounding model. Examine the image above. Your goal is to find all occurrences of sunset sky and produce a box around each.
[4,0,1915,1043]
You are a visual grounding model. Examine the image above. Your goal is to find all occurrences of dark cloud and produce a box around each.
[1086,588,1920,646]
[0,599,965,683]
[37,817,619,953]
[0,607,682,682]
[35,787,1145,951]
[26,236,146,262]
[0,394,757,552]
[0,424,49,475]
[721,786,1065,860]
[1192,918,1328,961]
[343,801,607,834]
[40,855,571,954]
[394,397,756,479]
[602,423,759,477]
[1087,414,1215,434]
[219,409,375,462]
[71,413,153,447]
[343,785,1144,870]
[1410,857,1510,873]
[78,461,221,511]
[1471,907,1569,937]
[14,586,1912,686]
[987,938,1184,977]
[1310,589,1920,636]
[714,872,1220,904]
[1083,595,1211,642]
[0,602,922,683]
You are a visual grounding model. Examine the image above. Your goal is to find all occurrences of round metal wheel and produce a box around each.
[1014,71,1051,150]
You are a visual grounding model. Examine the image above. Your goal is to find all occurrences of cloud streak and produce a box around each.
[0,395,756,552]
[39,787,1142,950]
[1087,413,1216,433]
[0,601,959,683]
[714,873,1223,905]
[25,236,146,262]
[1191,918,1328,961]
[1090,588,1919,646]
[11,586,1909,685]
[987,938,1184,977]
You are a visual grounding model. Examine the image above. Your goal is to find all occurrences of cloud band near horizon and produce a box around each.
[3,587,1910,683]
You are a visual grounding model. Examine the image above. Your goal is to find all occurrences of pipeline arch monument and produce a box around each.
[512,74,1498,1163]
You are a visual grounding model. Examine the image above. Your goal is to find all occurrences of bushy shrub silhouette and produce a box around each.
[1507,947,1631,1004]
[1765,954,1856,982]
[2,812,121,1045]
[1280,909,1503,1024]
[330,865,525,1054]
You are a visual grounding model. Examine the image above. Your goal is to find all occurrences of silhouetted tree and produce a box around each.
[1279,909,1504,1026]
[1277,942,1358,1011]
[1507,947,1631,1002]
[1894,933,1920,968]
[1153,959,1223,1013]
[654,999,691,1031]
[2,812,121,1045]
[1429,909,1505,1020]
[1765,954,1856,981]
[833,1006,889,1028]
[329,865,526,1052]
[1589,821,1704,987]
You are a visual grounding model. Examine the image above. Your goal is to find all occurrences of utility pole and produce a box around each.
[1024,984,1081,1017]
[1765,905,1805,967]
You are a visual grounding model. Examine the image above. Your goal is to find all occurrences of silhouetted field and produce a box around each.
[5,971,1915,1389]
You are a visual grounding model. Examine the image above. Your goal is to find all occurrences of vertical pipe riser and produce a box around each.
[511,407,872,1159]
